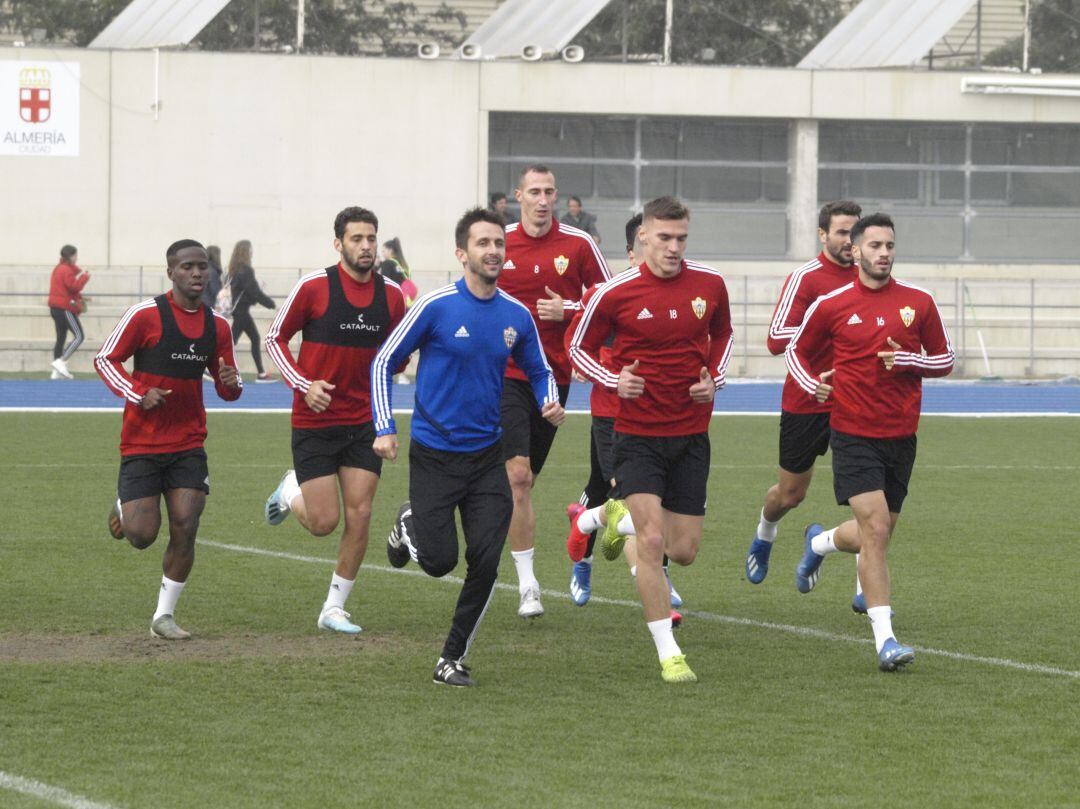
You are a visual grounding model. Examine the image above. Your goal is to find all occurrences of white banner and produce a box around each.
[0,60,80,157]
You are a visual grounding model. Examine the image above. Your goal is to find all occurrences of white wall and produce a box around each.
[2,47,1079,275]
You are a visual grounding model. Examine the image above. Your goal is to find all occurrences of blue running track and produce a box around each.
[1,379,1077,414]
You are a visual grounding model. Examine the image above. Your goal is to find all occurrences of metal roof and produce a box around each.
[89,0,232,50]
[798,0,978,69]
[457,0,613,59]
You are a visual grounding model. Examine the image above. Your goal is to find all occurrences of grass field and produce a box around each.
[1,411,1077,808]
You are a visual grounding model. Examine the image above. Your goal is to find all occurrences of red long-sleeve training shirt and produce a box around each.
[95,292,242,456]
[265,265,406,429]
[786,276,954,439]
[569,261,734,437]
[564,285,618,419]
[500,221,610,385]
[767,251,856,415]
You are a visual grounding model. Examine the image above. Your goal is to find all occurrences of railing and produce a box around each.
[3,267,1077,379]
[728,276,1080,379]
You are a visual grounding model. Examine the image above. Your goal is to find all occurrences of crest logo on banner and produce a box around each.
[19,67,50,123]
[691,297,707,319]
[2,61,80,156]
[899,306,915,327]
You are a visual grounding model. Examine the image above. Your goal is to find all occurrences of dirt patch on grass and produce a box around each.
[0,630,410,664]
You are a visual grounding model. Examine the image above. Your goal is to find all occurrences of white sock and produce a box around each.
[868,606,895,652]
[576,505,605,533]
[811,527,840,556]
[282,471,302,510]
[647,617,682,661]
[581,555,593,566]
[855,553,863,596]
[616,514,636,535]
[629,565,637,578]
[511,548,538,593]
[324,573,353,611]
[756,508,779,543]
[154,576,186,620]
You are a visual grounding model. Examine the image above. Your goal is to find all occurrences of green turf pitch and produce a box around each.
[0,412,1076,808]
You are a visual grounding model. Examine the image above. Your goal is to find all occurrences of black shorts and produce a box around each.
[831,430,917,514]
[291,422,381,485]
[592,416,616,483]
[408,439,513,556]
[118,448,209,503]
[500,378,570,475]
[778,410,832,474]
[612,432,710,516]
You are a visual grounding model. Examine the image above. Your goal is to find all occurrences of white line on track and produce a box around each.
[0,771,120,809]
[200,540,1079,681]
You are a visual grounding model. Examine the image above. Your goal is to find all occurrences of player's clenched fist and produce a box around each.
[541,400,565,426]
[304,379,335,413]
[373,433,398,461]
[618,359,644,399]
[140,388,171,410]
[877,337,902,371]
[688,367,715,403]
[815,369,835,403]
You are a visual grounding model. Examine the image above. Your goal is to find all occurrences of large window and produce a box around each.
[819,122,1080,261]
[489,113,789,258]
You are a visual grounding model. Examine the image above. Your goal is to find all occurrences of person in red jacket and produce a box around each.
[744,201,861,591]
[262,207,406,636]
[563,214,683,621]
[47,244,90,379]
[499,165,610,619]
[785,213,954,672]
[95,239,242,640]
[569,196,733,684]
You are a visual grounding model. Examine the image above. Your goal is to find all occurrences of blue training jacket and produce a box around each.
[371,277,559,453]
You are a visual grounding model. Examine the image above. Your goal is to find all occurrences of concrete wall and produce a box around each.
[3,46,1080,276]
[3,48,486,274]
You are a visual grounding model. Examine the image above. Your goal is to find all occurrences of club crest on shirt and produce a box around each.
[899,306,916,328]
[691,297,707,320]
[554,255,569,276]
[503,326,518,349]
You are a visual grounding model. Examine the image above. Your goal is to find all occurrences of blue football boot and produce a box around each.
[745,538,773,584]
[878,638,915,672]
[795,523,825,594]
[570,560,592,606]
[852,593,896,617]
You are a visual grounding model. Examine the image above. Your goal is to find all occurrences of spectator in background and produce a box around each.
[200,245,224,310]
[561,195,601,244]
[47,244,89,380]
[380,237,418,309]
[378,237,410,285]
[488,192,518,225]
[227,239,276,382]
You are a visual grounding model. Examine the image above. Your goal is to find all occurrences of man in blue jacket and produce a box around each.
[371,207,565,687]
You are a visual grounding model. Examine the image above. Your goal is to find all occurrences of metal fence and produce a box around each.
[3,267,1077,379]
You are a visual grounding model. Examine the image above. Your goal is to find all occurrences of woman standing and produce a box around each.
[379,237,417,307]
[47,244,89,379]
[227,240,276,382]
